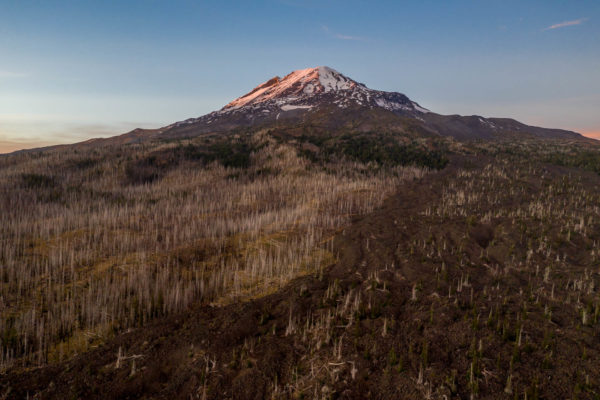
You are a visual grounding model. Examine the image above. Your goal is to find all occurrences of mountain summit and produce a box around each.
[221,66,428,114]
[225,67,357,109]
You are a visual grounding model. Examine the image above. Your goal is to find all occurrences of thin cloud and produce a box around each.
[543,18,587,31]
[322,25,365,41]
[334,33,364,41]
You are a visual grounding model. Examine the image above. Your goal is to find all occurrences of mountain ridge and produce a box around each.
[156,65,584,142]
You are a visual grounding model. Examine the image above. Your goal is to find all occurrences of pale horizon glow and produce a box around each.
[583,131,600,140]
[1,0,599,153]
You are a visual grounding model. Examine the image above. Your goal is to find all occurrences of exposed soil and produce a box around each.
[2,154,600,399]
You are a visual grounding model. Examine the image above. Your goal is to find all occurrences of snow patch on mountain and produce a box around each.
[317,66,356,92]
[375,98,410,111]
[412,102,430,113]
[281,104,313,111]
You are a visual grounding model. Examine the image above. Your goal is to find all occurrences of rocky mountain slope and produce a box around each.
[157,66,582,142]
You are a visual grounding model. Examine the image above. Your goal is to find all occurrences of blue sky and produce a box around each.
[1,0,599,152]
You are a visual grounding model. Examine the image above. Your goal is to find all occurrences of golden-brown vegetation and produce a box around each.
[2,135,600,399]
[0,132,426,369]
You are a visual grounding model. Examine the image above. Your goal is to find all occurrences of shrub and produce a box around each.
[21,173,56,189]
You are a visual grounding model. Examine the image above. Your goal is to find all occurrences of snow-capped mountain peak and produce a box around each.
[168,66,429,130]
[220,66,429,115]
[224,66,360,110]
[161,66,582,141]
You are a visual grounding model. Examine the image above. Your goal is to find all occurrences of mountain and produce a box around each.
[154,66,582,142]
[7,66,585,156]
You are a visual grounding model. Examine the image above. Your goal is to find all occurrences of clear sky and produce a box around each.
[1,0,599,152]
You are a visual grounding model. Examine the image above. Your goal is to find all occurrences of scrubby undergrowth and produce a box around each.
[0,130,426,370]
[1,134,600,400]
